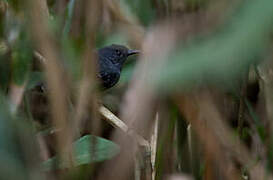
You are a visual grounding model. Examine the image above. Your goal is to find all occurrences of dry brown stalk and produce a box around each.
[72,0,102,138]
[175,91,272,180]
[103,0,145,48]
[27,0,74,168]
[237,70,249,137]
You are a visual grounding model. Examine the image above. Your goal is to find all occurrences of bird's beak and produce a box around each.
[127,49,140,56]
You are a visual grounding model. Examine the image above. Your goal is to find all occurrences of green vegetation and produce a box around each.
[0,0,273,179]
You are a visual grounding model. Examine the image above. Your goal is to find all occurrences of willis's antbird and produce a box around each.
[97,44,139,89]
[36,44,139,91]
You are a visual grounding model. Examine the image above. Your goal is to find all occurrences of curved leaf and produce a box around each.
[43,135,120,171]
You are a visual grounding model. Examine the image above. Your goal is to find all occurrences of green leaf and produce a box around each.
[11,30,33,86]
[43,135,120,171]
[63,0,76,37]
[0,95,42,180]
[154,0,273,93]
[122,0,155,26]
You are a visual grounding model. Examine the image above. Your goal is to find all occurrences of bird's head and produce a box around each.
[98,44,140,67]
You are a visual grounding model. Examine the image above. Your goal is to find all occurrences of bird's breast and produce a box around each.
[98,57,121,89]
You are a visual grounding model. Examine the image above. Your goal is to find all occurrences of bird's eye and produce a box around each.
[115,49,122,56]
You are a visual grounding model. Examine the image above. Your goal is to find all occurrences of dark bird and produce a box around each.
[30,44,139,126]
[97,44,139,89]
[34,44,139,92]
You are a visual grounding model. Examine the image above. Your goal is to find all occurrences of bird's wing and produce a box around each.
[98,71,120,89]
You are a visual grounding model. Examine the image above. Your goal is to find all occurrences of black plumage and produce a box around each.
[97,44,139,89]
[30,44,139,125]
[34,44,139,92]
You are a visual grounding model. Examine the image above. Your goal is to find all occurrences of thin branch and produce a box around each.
[150,112,159,180]
[237,69,249,137]
[187,124,193,175]
[99,105,149,147]
[34,51,46,64]
[99,106,128,132]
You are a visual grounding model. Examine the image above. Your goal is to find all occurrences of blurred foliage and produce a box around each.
[0,95,40,180]
[0,52,10,92]
[156,0,273,92]
[122,0,155,26]
[0,0,273,179]
[26,71,44,90]
[44,135,120,171]
[11,30,32,85]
